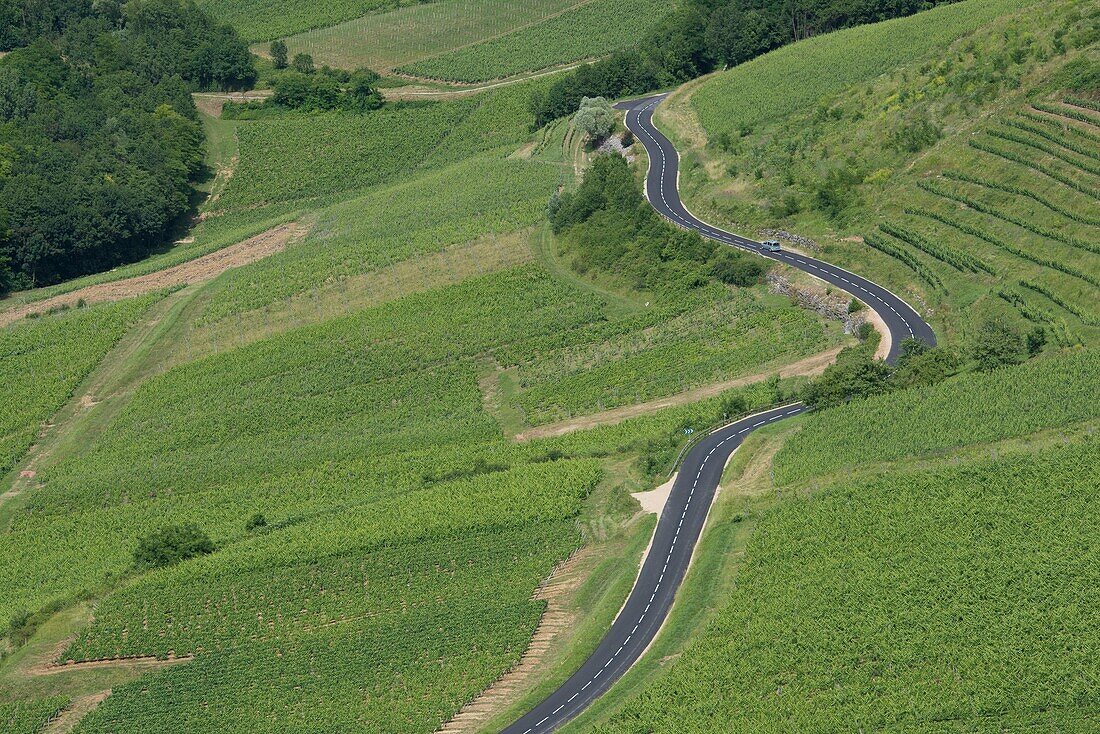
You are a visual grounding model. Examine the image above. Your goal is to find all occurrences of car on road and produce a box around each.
[761,239,782,252]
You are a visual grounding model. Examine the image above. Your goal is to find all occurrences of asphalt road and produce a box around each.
[499,94,935,734]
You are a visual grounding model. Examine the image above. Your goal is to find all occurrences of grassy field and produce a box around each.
[662,0,1099,346]
[265,0,593,72]
[396,0,672,82]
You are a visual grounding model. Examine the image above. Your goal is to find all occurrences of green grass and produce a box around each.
[267,0,592,72]
[692,0,1044,141]
[0,297,159,478]
[396,0,673,82]
[200,0,428,43]
[588,433,1100,733]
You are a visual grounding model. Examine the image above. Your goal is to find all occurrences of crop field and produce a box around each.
[397,0,672,82]
[0,697,67,733]
[0,241,820,732]
[590,434,1100,733]
[772,349,1100,485]
[513,290,833,423]
[0,297,157,477]
[66,465,595,733]
[269,0,591,72]
[197,154,560,323]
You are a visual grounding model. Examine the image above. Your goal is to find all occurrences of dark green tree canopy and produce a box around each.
[0,0,255,292]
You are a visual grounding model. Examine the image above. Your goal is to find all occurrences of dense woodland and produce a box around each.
[0,0,254,292]
[532,0,963,124]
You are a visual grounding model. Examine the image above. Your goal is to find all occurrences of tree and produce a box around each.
[270,39,287,69]
[972,316,1026,372]
[291,52,314,74]
[573,96,615,142]
[347,67,383,111]
[133,524,215,569]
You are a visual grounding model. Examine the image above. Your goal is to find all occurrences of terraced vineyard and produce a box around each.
[663,0,1098,346]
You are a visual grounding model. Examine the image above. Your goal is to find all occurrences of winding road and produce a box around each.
[500,93,935,734]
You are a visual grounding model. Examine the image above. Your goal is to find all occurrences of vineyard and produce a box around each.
[0,297,157,477]
[0,697,67,734]
[63,464,596,733]
[589,435,1100,733]
[270,0,593,73]
[771,349,1100,485]
[396,0,672,82]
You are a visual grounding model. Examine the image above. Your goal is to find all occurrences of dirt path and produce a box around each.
[192,90,272,117]
[0,222,305,327]
[385,62,585,100]
[514,346,844,441]
[436,546,598,733]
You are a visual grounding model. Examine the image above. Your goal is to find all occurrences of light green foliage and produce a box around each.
[773,349,1100,484]
[514,291,831,423]
[197,0,425,42]
[0,297,156,476]
[592,437,1100,733]
[693,0,1041,140]
[398,0,672,82]
[271,0,588,72]
[0,698,68,734]
[573,96,616,140]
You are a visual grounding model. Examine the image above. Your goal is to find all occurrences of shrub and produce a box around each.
[972,316,1026,372]
[133,525,215,569]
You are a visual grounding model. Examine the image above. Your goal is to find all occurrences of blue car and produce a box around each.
[761,239,782,252]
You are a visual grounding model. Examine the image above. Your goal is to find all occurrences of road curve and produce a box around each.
[500,94,935,734]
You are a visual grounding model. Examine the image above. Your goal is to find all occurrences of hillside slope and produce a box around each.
[660,0,1098,346]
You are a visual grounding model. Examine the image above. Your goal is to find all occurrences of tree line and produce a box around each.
[531,0,961,126]
[0,0,254,292]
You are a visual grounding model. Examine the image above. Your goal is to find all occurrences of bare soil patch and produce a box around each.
[436,546,598,733]
[514,347,844,441]
[1,222,304,327]
[631,473,676,514]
